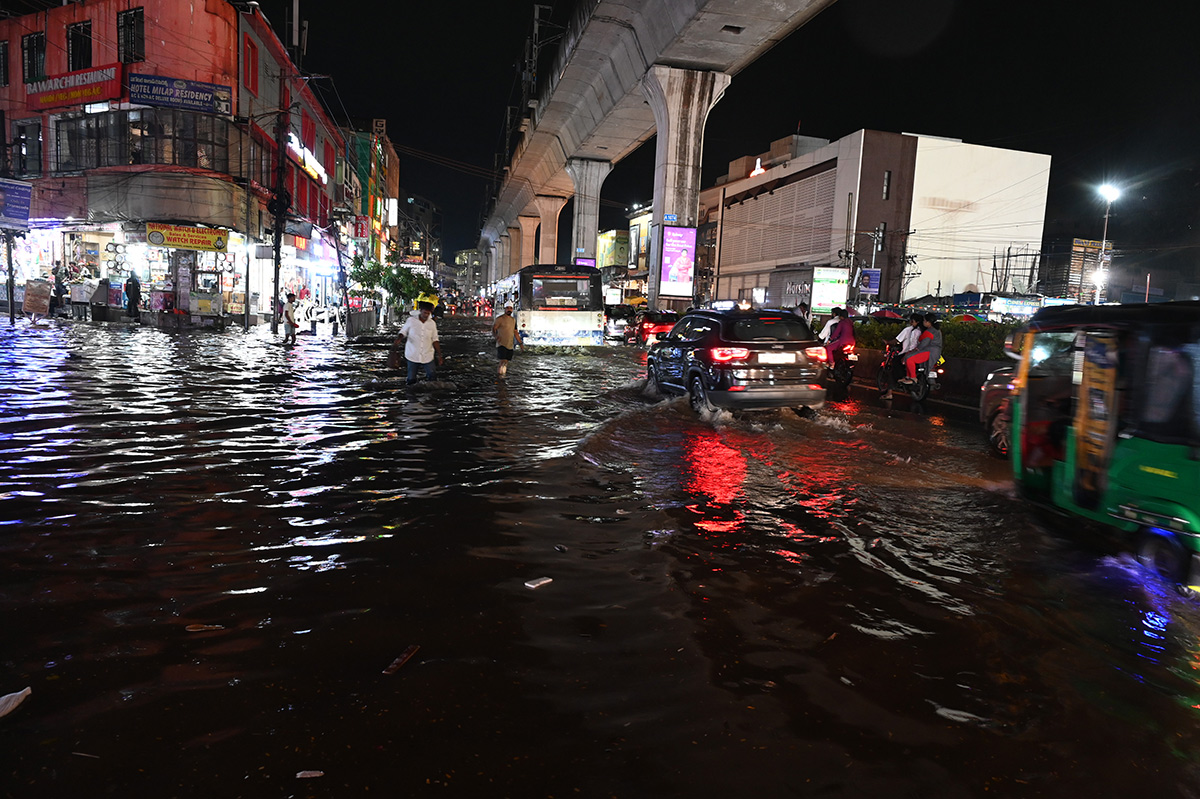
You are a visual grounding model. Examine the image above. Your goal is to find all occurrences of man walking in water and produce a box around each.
[283,292,298,344]
[397,301,444,384]
[492,302,522,377]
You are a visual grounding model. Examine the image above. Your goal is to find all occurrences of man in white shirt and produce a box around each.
[396,301,444,384]
[895,313,922,353]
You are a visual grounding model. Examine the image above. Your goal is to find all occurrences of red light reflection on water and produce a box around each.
[681,429,746,506]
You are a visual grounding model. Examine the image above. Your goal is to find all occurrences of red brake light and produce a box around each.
[710,347,750,362]
[804,346,827,361]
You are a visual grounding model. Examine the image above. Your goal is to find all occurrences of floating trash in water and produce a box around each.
[0,687,31,719]
[524,577,553,589]
[382,644,421,675]
[296,770,325,779]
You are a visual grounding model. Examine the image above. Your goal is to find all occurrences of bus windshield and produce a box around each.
[531,275,594,310]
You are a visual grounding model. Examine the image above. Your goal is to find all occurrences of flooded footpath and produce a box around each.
[3,315,1200,798]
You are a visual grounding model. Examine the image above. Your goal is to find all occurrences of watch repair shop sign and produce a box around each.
[146,223,229,252]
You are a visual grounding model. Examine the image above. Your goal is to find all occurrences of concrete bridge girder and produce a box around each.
[480,0,837,282]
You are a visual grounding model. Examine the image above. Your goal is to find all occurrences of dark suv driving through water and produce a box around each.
[646,308,826,413]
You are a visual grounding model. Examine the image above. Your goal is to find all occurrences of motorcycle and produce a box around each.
[877,340,945,401]
[812,342,857,388]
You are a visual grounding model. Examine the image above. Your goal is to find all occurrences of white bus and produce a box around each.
[491,264,604,345]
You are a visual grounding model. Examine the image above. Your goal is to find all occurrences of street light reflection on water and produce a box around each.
[6,317,1200,795]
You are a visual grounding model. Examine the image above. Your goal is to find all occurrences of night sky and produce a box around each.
[10,0,1198,294]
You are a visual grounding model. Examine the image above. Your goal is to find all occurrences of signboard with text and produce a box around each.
[811,266,849,314]
[146,222,229,252]
[658,225,696,298]
[26,64,122,110]
[128,73,232,115]
[0,178,33,231]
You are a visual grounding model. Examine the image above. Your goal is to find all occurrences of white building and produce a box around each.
[699,130,1051,306]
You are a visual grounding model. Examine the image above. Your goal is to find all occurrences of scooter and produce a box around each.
[877,341,944,401]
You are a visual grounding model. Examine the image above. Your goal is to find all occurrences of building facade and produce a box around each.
[0,0,351,323]
[699,130,1051,307]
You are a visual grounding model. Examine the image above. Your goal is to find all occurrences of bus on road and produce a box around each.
[491,264,605,346]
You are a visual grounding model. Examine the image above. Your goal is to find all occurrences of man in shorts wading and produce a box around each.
[492,302,522,377]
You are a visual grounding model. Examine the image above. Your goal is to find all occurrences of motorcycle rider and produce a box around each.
[824,306,855,364]
[900,313,942,385]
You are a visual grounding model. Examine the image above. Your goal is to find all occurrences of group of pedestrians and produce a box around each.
[386,299,521,385]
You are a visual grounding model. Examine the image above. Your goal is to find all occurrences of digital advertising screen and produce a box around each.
[573,256,596,268]
[658,225,697,298]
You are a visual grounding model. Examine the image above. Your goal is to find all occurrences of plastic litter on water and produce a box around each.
[296,770,325,779]
[524,577,553,589]
[0,687,31,719]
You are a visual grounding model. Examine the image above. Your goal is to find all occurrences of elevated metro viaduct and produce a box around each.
[478,0,837,308]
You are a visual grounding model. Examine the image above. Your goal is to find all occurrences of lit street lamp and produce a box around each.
[1093,184,1120,304]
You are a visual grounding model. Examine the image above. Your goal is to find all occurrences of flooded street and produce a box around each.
[4,315,1200,798]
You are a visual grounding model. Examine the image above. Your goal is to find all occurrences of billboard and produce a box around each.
[811,266,849,313]
[659,225,696,298]
[859,268,881,295]
[573,257,596,268]
[0,178,33,231]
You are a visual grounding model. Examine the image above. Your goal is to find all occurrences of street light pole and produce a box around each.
[1093,184,1119,305]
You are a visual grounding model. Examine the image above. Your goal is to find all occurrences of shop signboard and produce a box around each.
[146,223,228,252]
[26,64,122,110]
[574,257,596,267]
[22,280,51,315]
[0,178,33,231]
[354,216,369,239]
[128,73,233,115]
[658,225,696,298]
[811,266,849,314]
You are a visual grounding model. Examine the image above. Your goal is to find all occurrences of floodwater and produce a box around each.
[3,315,1200,798]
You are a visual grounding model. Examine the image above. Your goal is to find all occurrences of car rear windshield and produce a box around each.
[645,312,678,323]
[728,315,813,342]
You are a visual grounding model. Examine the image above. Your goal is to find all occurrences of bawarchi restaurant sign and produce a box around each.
[26,64,122,110]
[146,223,229,252]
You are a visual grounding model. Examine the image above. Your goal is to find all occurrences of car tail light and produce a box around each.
[710,347,750,362]
[804,346,827,361]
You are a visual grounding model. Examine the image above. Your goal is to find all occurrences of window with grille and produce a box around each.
[117,8,145,64]
[67,21,92,72]
[0,42,8,87]
[22,32,46,83]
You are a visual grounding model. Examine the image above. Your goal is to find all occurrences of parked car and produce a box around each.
[646,307,826,413]
[626,310,679,346]
[604,304,636,340]
[980,365,1015,457]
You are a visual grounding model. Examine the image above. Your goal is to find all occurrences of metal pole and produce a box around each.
[1145,273,1151,303]
[6,231,13,326]
[1095,201,1111,305]
[271,96,290,336]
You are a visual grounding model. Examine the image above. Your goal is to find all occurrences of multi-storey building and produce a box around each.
[698,131,1051,308]
[0,0,351,324]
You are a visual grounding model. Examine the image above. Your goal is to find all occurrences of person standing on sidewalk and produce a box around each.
[492,302,522,377]
[396,301,443,384]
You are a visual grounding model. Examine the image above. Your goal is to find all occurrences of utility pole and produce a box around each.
[268,80,291,336]
[1,109,14,326]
